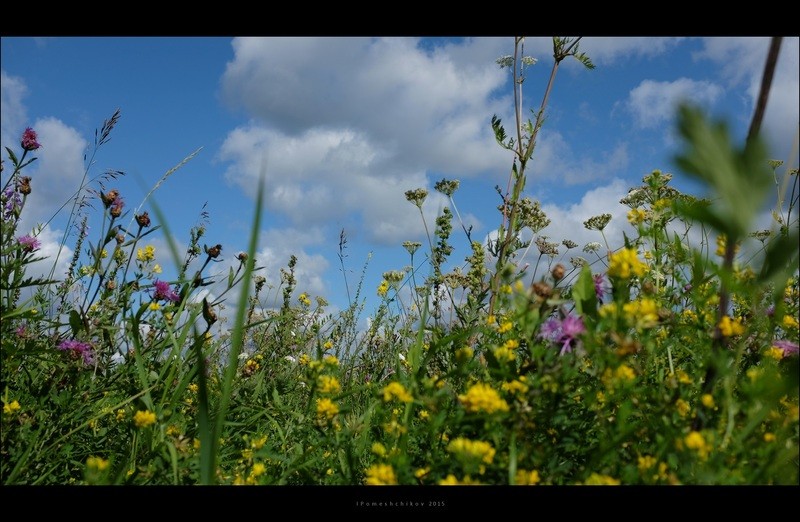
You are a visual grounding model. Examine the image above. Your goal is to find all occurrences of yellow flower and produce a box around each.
[418,409,430,420]
[317,375,341,394]
[323,340,333,350]
[675,399,691,417]
[701,394,715,409]
[515,469,541,485]
[152,264,162,274]
[584,473,620,485]
[497,320,513,333]
[448,437,496,466]
[137,245,156,262]
[382,381,413,403]
[3,400,20,415]
[298,293,311,307]
[622,298,659,329]
[438,474,480,485]
[415,467,430,479]
[684,431,710,460]
[250,462,266,478]
[316,398,339,423]
[371,442,387,457]
[133,410,157,428]
[149,302,161,311]
[455,346,474,364]
[637,455,657,472]
[501,377,529,395]
[377,280,389,297]
[458,383,510,414]
[607,248,647,279]
[86,456,109,472]
[486,315,497,326]
[298,354,311,366]
[715,235,739,257]
[763,432,776,443]
[364,464,397,485]
[765,347,784,360]
[188,383,199,393]
[100,248,108,259]
[115,409,126,422]
[782,314,798,330]
[323,355,338,367]
[718,315,745,337]
[627,208,648,225]
[675,369,692,385]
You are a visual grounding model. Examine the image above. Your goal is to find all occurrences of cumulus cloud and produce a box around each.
[529,131,630,186]
[626,78,723,129]
[1,70,28,151]
[694,37,799,164]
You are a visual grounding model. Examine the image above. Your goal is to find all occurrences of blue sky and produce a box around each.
[2,37,798,325]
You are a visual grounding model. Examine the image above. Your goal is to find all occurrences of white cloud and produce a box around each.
[579,37,685,65]
[1,70,29,155]
[626,78,723,129]
[695,37,799,164]
[529,130,630,185]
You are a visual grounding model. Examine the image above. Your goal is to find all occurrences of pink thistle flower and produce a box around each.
[773,339,799,358]
[17,234,41,252]
[152,279,180,303]
[21,127,41,151]
[539,313,586,355]
[58,339,95,366]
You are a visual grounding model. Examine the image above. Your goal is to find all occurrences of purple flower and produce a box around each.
[773,339,799,358]
[593,273,609,303]
[2,186,22,220]
[539,313,586,355]
[152,279,180,303]
[58,339,95,365]
[16,323,28,338]
[21,127,41,151]
[17,234,41,252]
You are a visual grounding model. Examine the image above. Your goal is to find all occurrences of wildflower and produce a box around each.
[584,473,620,485]
[148,302,161,311]
[538,314,585,355]
[135,212,151,228]
[382,382,413,403]
[323,354,338,367]
[371,443,387,457]
[133,410,157,428]
[404,188,428,208]
[17,235,41,252]
[763,433,776,443]
[570,256,588,269]
[57,339,95,366]
[438,474,480,485]
[364,464,398,485]
[152,279,180,303]
[675,399,691,417]
[205,244,222,259]
[18,176,31,195]
[607,248,647,279]
[562,239,578,249]
[21,127,41,151]
[627,208,648,225]
[317,375,341,394]
[515,469,541,485]
[323,340,333,350]
[415,467,430,479]
[551,263,566,281]
[782,314,798,330]
[250,462,266,478]
[583,241,602,254]
[109,195,124,218]
[3,400,21,415]
[718,315,745,337]
[86,456,109,472]
[584,213,612,231]
[448,437,496,467]
[638,455,657,472]
[2,185,22,219]
[115,409,126,422]
[501,377,529,395]
[684,431,710,460]
[298,293,311,307]
[298,354,311,366]
[455,346,473,364]
[622,298,659,329]
[137,245,156,262]
[458,383,510,414]
[402,241,422,256]
[593,273,609,303]
[771,339,799,358]
[715,235,739,257]
[434,178,460,197]
[315,398,339,423]
[418,409,430,420]
[701,394,716,409]
[377,280,389,297]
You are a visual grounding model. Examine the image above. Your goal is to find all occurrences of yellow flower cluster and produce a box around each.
[783,314,798,330]
[3,399,20,415]
[137,245,156,262]
[675,398,691,417]
[622,298,659,329]
[317,375,341,394]
[315,398,339,423]
[298,293,311,307]
[458,383,510,414]
[627,208,648,225]
[377,280,389,297]
[718,315,745,337]
[493,338,520,362]
[683,431,710,460]
[584,473,620,485]
[607,248,647,279]
[133,410,157,428]
[515,469,540,485]
[438,474,480,485]
[447,437,496,466]
[86,456,110,472]
[382,381,413,403]
[365,463,397,485]
[603,364,636,387]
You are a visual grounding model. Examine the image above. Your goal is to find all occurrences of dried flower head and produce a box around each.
[135,212,151,228]
[584,213,612,231]
[434,179,460,197]
[404,188,428,208]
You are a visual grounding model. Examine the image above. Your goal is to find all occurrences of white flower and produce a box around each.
[284,355,297,364]
[238,352,250,361]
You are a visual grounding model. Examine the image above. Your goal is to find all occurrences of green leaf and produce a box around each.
[673,104,772,241]
[758,225,800,292]
[571,265,598,322]
[69,309,84,337]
